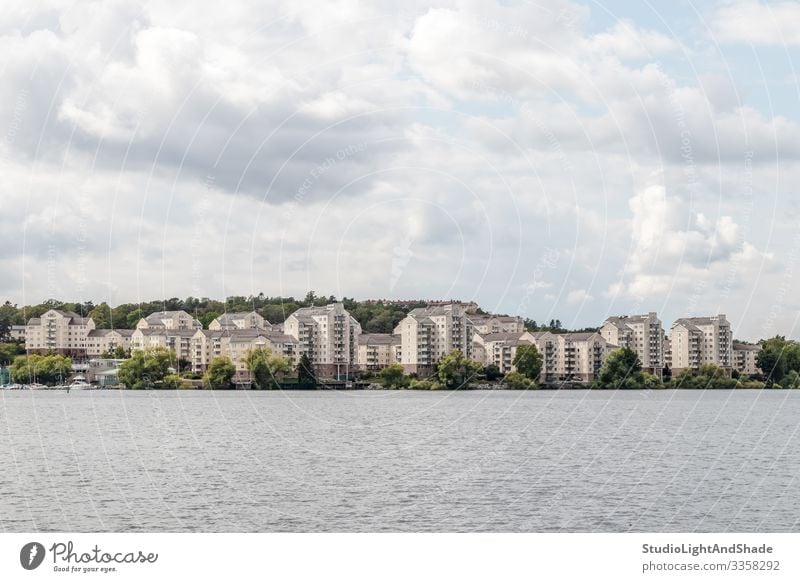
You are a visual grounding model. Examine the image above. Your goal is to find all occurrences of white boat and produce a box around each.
[27,383,47,390]
[67,379,93,390]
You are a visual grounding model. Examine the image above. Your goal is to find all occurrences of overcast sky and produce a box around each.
[1,0,799,340]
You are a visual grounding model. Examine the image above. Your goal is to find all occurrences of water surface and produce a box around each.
[1,390,798,532]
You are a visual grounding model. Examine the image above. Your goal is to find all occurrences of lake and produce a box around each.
[1,389,799,532]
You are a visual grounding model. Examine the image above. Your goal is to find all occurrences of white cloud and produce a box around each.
[714,0,800,45]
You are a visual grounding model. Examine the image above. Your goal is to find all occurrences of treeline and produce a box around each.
[0,293,427,334]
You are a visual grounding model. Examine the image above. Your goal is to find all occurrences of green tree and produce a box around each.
[435,350,483,389]
[204,356,236,389]
[297,353,317,387]
[244,347,291,389]
[117,347,174,389]
[513,344,543,381]
[597,347,644,389]
[756,337,788,384]
[379,363,409,388]
[483,364,502,381]
[10,354,72,385]
[88,303,112,329]
[0,342,24,365]
[504,371,535,390]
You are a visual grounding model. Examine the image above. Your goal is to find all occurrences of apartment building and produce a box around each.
[669,315,733,375]
[85,329,134,357]
[8,325,26,342]
[25,309,96,356]
[357,333,400,371]
[136,310,202,331]
[190,328,298,377]
[600,312,664,376]
[551,332,611,383]
[130,328,196,364]
[732,342,761,376]
[528,331,559,383]
[283,303,361,377]
[473,331,537,374]
[468,314,525,335]
[208,311,269,331]
[394,303,473,376]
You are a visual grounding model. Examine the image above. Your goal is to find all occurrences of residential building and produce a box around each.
[468,314,525,335]
[669,315,733,375]
[394,303,473,376]
[8,325,25,342]
[85,329,133,357]
[190,328,299,379]
[733,342,762,376]
[131,328,197,365]
[473,331,537,374]
[136,310,202,331]
[208,311,269,331]
[283,303,361,377]
[552,332,611,383]
[528,331,559,383]
[600,312,664,375]
[357,333,400,371]
[25,309,95,356]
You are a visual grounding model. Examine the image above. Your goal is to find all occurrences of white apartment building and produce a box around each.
[130,328,197,365]
[136,310,202,331]
[473,331,537,374]
[25,309,95,356]
[190,328,298,378]
[732,342,761,376]
[8,325,26,342]
[468,315,525,335]
[669,315,733,375]
[600,312,664,375]
[394,303,473,376]
[551,332,611,383]
[283,303,361,377]
[357,334,400,371]
[208,311,269,331]
[85,329,133,357]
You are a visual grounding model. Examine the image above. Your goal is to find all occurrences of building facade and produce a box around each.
[136,310,202,331]
[357,333,400,371]
[669,315,733,375]
[283,303,361,377]
[25,309,95,356]
[208,311,269,331]
[394,303,473,376]
[85,329,133,357]
[468,315,525,335]
[600,312,664,376]
[732,341,761,376]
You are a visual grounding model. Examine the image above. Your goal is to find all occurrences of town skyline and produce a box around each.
[2,1,798,348]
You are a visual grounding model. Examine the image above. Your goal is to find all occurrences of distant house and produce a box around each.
[136,310,202,331]
[208,311,269,331]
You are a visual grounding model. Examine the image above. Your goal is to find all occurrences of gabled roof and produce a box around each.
[359,333,398,345]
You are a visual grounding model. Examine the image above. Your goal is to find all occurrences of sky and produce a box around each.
[0,0,799,340]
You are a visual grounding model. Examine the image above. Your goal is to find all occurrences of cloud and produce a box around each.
[713,0,800,45]
[607,184,776,301]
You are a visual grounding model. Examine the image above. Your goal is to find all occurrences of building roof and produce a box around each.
[87,329,134,338]
[732,341,760,351]
[480,332,527,342]
[673,316,727,327]
[359,333,399,345]
[560,332,600,341]
[408,304,465,318]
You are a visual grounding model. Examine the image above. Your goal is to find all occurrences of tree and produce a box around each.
[117,347,174,389]
[435,350,483,389]
[504,371,535,390]
[379,363,409,388]
[0,342,24,365]
[204,356,236,389]
[756,337,787,384]
[513,344,543,381]
[10,354,72,385]
[297,353,317,387]
[484,364,502,381]
[88,303,112,329]
[112,345,128,359]
[244,347,291,389]
[596,347,643,388]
